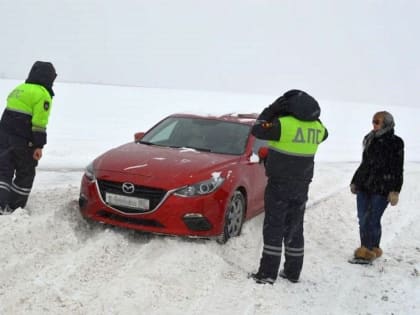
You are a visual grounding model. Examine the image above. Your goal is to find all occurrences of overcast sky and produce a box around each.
[0,1,418,107]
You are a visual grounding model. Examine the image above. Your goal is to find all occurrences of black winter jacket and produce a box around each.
[351,129,404,196]
[252,90,328,182]
[0,61,56,148]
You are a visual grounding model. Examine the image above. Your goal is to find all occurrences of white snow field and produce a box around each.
[0,80,419,315]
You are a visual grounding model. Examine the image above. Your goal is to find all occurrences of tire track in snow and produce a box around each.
[1,164,418,314]
[0,187,159,314]
[185,163,358,315]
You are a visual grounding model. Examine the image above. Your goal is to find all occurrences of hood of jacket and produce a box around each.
[283,89,321,121]
[25,61,57,97]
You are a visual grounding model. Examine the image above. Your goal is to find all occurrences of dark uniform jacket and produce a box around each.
[0,61,56,148]
[251,90,328,182]
[351,129,404,196]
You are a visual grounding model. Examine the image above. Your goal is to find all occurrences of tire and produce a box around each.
[216,191,246,244]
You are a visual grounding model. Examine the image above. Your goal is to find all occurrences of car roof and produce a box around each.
[168,113,258,125]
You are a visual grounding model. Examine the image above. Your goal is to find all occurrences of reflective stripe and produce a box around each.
[269,146,315,157]
[10,187,30,196]
[7,83,52,130]
[0,182,11,192]
[263,249,282,257]
[285,252,304,257]
[10,183,31,196]
[0,186,10,192]
[263,244,282,257]
[268,116,325,156]
[32,126,46,133]
[285,246,304,252]
[12,182,31,192]
[5,108,32,116]
[264,244,283,251]
[285,246,304,257]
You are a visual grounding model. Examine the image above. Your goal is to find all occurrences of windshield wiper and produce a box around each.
[138,140,155,145]
[139,141,211,152]
[141,142,182,149]
[188,146,212,152]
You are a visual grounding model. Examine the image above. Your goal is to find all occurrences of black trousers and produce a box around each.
[257,178,309,280]
[0,131,37,210]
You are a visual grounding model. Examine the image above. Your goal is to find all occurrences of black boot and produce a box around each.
[279,270,299,283]
[0,205,13,215]
[249,272,275,285]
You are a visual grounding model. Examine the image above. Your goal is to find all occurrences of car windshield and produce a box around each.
[140,117,251,155]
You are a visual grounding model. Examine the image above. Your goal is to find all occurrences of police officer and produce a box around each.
[0,61,57,214]
[250,89,328,284]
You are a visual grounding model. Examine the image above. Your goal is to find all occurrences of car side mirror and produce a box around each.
[134,132,145,142]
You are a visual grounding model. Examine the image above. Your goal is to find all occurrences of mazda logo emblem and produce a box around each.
[122,182,135,194]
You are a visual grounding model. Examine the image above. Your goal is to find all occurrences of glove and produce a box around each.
[350,184,357,194]
[33,148,43,161]
[258,147,269,163]
[258,147,268,159]
[388,191,399,206]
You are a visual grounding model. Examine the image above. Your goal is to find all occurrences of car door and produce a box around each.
[242,136,267,217]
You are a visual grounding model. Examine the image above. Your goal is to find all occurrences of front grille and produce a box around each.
[97,179,167,214]
[97,210,164,228]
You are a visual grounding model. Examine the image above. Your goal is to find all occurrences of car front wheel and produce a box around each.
[216,191,246,244]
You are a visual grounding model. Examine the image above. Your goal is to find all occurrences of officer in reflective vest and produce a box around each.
[250,89,328,284]
[0,61,57,214]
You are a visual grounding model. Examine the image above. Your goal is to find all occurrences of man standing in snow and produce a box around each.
[350,111,404,262]
[250,89,328,284]
[0,61,57,214]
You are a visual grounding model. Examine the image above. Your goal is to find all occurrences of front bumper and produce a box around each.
[79,175,228,237]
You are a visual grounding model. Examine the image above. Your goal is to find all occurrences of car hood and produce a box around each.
[94,142,240,187]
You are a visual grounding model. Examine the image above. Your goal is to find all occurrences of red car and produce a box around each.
[79,113,267,243]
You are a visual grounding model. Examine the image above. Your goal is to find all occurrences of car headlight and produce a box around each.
[84,162,95,181]
[174,176,225,197]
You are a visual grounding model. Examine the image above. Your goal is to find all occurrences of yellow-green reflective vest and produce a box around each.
[6,83,52,133]
[268,116,326,157]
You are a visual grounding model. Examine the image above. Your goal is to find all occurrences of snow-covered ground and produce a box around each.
[0,80,419,315]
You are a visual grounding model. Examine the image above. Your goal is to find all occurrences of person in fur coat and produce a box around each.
[350,111,404,261]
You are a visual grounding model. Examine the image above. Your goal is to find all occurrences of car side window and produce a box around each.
[205,123,249,154]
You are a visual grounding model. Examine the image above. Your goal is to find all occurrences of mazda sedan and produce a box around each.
[79,113,267,243]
